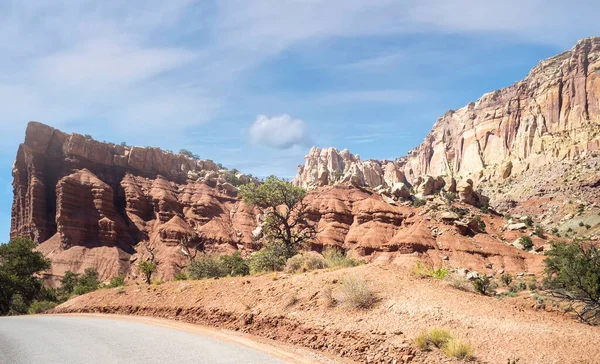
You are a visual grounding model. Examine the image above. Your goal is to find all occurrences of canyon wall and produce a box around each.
[294,37,600,190]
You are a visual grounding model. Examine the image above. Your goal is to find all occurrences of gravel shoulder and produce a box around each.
[53,264,600,364]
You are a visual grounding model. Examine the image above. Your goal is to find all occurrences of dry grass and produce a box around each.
[414,329,453,349]
[322,286,337,307]
[415,329,474,360]
[285,252,328,273]
[339,276,377,309]
[442,338,474,360]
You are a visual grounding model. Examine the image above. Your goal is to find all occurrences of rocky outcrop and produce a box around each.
[11,122,259,282]
[292,147,408,189]
[294,37,600,194]
[401,37,600,184]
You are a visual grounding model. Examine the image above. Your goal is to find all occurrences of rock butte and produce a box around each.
[12,37,600,283]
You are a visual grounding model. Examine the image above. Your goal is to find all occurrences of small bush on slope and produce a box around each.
[544,241,600,325]
[248,242,290,274]
[322,247,361,268]
[519,236,534,250]
[338,276,377,309]
[442,338,474,360]
[285,252,327,273]
[188,255,226,279]
[414,329,474,360]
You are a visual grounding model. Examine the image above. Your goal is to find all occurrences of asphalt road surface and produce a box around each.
[0,315,286,364]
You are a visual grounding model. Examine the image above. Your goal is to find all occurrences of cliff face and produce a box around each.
[294,37,600,189]
[12,123,545,283]
[11,122,259,281]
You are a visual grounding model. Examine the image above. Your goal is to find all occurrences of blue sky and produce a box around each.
[0,0,599,242]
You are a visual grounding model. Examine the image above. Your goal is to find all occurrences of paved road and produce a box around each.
[0,315,285,364]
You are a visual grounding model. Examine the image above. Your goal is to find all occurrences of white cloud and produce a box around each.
[249,114,308,149]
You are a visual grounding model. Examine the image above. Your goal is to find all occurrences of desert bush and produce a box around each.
[528,280,537,290]
[73,268,100,295]
[412,198,426,207]
[472,275,494,295]
[188,255,226,279]
[446,274,472,292]
[285,252,327,273]
[415,329,474,360]
[544,241,600,324]
[220,252,250,276]
[28,300,58,314]
[524,216,534,227]
[579,221,585,227]
[519,236,534,250]
[500,273,513,286]
[518,281,527,291]
[411,261,448,280]
[414,329,453,350]
[534,225,545,238]
[174,272,188,281]
[551,227,559,235]
[106,274,125,288]
[248,243,290,274]
[338,276,377,309]
[322,247,360,268]
[445,192,457,203]
[442,338,474,360]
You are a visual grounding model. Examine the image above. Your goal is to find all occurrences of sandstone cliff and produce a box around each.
[11,122,259,281]
[11,123,545,283]
[294,37,600,191]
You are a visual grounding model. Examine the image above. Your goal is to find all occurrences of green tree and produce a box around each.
[138,261,157,284]
[60,271,79,294]
[544,241,600,325]
[240,176,314,256]
[0,238,51,315]
[72,268,100,295]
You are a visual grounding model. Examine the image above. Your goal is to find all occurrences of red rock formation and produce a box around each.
[11,122,259,282]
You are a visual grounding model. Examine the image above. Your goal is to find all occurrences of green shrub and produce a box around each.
[534,225,545,238]
[107,274,125,288]
[28,300,58,314]
[219,252,250,276]
[339,276,377,309]
[528,280,537,290]
[248,243,291,274]
[472,275,494,295]
[579,221,585,227]
[285,252,327,273]
[445,192,457,203]
[500,273,513,286]
[432,267,449,280]
[551,227,559,235]
[412,198,426,207]
[73,268,100,295]
[414,329,453,350]
[520,236,534,250]
[179,149,200,159]
[544,241,600,324]
[524,216,534,227]
[188,255,226,279]
[60,271,80,294]
[322,247,360,268]
[518,281,527,291]
[174,272,188,281]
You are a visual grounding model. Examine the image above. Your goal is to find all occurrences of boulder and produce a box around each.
[391,183,411,199]
[507,223,527,231]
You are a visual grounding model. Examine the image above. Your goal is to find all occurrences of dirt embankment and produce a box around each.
[53,264,600,364]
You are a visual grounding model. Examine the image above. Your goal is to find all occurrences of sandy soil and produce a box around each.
[53,264,600,364]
